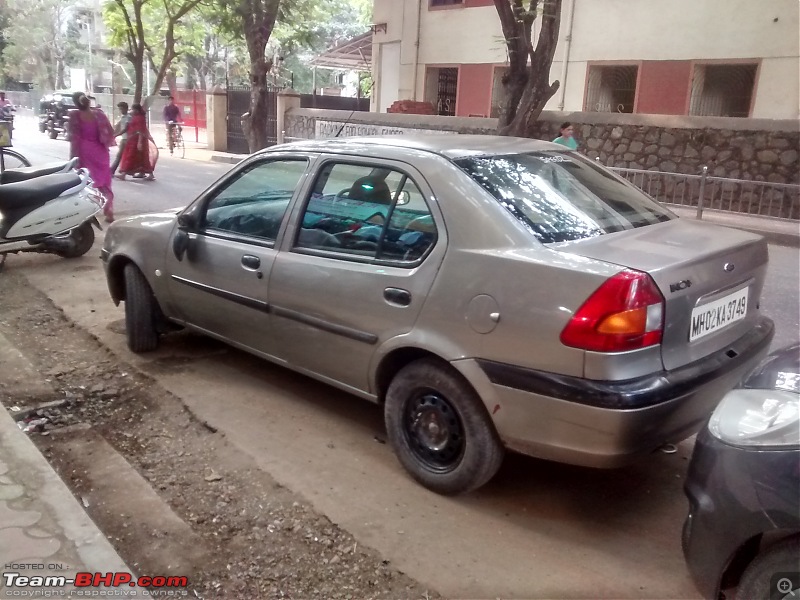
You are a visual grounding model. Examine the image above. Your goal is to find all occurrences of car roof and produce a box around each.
[273,134,566,160]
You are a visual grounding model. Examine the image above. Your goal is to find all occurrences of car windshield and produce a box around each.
[455,151,673,244]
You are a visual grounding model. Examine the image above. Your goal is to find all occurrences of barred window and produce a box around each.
[584,65,638,114]
[689,64,757,118]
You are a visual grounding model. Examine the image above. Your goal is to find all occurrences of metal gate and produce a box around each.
[226,84,282,154]
[227,85,251,154]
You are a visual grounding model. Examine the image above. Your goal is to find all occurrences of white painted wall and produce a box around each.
[378,42,401,112]
[372,0,800,119]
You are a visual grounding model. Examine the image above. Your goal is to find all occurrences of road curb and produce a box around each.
[669,206,800,248]
[209,153,245,165]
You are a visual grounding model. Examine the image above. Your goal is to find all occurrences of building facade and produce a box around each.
[370,0,800,120]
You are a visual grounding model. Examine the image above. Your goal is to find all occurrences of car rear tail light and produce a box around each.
[560,269,665,353]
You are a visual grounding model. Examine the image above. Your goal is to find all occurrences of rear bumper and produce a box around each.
[461,317,773,467]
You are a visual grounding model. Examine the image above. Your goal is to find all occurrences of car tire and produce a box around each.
[737,536,799,599]
[384,358,504,495]
[123,263,160,353]
[55,222,95,258]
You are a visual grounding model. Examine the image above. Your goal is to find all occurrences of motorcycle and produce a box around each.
[0,158,78,183]
[0,161,105,269]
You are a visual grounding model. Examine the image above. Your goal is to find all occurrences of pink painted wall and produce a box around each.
[456,63,494,117]
[636,61,693,115]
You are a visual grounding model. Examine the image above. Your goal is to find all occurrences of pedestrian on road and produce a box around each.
[68,91,116,223]
[0,91,15,138]
[553,122,579,150]
[116,104,158,181]
[163,95,182,155]
[110,102,131,176]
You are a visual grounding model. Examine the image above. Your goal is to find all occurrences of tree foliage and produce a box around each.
[494,0,562,137]
[103,0,204,103]
[1,0,74,90]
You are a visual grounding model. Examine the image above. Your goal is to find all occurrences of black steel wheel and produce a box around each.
[403,391,465,473]
[123,263,160,353]
[385,358,504,495]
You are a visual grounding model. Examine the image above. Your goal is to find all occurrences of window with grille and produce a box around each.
[426,67,458,116]
[430,0,462,6]
[689,64,756,118]
[584,65,638,113]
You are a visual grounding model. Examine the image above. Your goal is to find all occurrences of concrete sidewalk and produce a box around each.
[669,205,800,248]
[0,331,140,598]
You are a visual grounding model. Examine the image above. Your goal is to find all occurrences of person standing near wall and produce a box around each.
[553,122,579,150]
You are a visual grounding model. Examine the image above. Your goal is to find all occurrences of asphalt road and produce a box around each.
[4,115,799,598]
[7,114,232,218]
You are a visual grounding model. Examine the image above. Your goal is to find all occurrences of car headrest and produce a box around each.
[348,176,392,204]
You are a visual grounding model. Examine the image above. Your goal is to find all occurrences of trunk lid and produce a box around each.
[556,219,769,371]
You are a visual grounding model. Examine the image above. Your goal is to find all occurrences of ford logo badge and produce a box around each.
[724,263,735,272]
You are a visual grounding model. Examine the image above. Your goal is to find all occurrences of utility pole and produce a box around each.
[86,16,93,93]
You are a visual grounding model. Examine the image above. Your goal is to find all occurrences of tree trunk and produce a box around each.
[494,0,563,138]
[56,59,66,89]
[132,57,144,103]
[243,56,272,151]
[238,0,280,152]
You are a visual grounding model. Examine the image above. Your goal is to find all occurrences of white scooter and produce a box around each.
[0,159,105,269]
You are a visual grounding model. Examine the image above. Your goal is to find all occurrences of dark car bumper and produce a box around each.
[467,317,774,467]
[682,427,800,598]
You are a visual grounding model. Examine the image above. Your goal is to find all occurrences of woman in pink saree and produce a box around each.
[68,92,116,222]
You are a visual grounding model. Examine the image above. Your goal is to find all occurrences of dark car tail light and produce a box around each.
[560,269,665,353]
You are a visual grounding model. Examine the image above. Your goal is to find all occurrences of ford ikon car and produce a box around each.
[101,136,774,494]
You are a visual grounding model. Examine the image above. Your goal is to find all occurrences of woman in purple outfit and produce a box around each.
[68,92,116,222]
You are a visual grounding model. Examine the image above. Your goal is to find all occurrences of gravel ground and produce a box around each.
[0,270,438,600]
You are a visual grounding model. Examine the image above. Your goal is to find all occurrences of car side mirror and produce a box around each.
[393,190,411,206]
[173,213,197,261]
[177,212,197,231]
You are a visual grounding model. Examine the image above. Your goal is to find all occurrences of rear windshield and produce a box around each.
[455,151,673,244]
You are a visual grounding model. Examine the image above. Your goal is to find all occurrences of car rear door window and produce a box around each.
[295,162,437,263]
[202,159,308,242]
[455,152,673,244]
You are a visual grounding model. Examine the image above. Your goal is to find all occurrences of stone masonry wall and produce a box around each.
[529,121,799,185]
[286,109,799,186]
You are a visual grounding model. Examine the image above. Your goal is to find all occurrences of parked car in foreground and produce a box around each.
[101,135,774,494]
[683,343,799,600]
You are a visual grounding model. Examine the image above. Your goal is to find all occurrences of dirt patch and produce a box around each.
[0,270,437,600]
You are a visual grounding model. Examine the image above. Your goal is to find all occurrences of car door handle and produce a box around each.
[241,255,261,270]
[384,287,411,307]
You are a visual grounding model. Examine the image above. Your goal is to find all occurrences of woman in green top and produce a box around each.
[553,121,578,150]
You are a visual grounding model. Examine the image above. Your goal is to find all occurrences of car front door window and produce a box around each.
[202,159,308,243]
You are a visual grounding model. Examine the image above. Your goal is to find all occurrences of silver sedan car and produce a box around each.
[102,136,774,495]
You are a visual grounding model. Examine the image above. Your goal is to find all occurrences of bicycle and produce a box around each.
[168,121,185,159]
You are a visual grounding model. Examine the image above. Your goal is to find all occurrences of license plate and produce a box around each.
[690,287,749,342]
